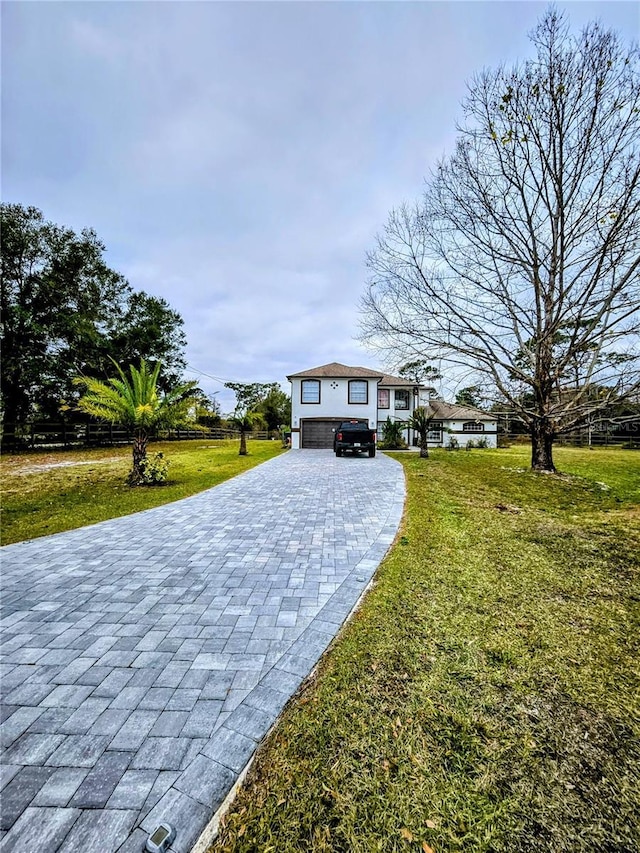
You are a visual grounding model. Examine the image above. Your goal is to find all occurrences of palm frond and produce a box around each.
[74,360,197,431]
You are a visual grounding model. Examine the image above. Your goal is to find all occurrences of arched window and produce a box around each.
[462,421,484,432]
[301,380,320,404]
[349,380,368,404]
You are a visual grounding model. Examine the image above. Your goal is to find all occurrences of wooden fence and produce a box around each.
[3,422,637,452]
[0,422,276,451]
[501,431,639,450]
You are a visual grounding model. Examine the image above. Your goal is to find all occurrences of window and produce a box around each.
[427,421,442,442]
[395,389,409,410]
[377,389,390,409]
[301,380,320,404]
[348,380,368,404]
[463,421,484,432]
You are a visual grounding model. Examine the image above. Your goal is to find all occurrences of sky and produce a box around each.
[3,0,639,413]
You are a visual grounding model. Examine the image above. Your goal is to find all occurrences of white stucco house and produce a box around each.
[420,399,498,449]
[287,362,498,449]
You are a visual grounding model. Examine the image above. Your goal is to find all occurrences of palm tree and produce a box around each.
[409,406,433,458]
[380,416,407,449]
[229,411,265,456]
[74,359,198,484]
[224,381,270,456]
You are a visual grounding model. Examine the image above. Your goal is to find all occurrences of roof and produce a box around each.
[378,373,418,387]
[426,400,495,421]
[286,364,424,385]
[287,362,384,380]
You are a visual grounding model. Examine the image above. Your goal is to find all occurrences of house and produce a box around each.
[287,362,498,448]
[417,399,498,449]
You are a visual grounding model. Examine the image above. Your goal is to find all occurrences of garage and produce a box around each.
[300,419,344,449]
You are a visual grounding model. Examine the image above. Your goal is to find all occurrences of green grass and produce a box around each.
[0,439,284,545]
[210,446,640,853]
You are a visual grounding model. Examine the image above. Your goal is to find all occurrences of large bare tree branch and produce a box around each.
[360,9,640,470]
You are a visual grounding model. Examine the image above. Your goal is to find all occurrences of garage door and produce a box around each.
[301,419,343,449]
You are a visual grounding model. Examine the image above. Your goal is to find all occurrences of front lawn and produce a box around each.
[0,439,284,545]
[211,446,640,853]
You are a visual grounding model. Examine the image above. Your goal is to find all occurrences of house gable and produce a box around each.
[288,363,423,449]
[287,362,383,380]
[288,364,381,447]
[288,362,498,449]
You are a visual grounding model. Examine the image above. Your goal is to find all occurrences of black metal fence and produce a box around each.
[0,422,276,451]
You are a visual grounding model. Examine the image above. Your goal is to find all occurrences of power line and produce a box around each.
[186,364,287,391]
[185,364,233,385]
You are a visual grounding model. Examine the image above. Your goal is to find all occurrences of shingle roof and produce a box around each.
[286,364,423,384]
[378,373,418,387]
[426,400,495,421]
[287,362,384,379]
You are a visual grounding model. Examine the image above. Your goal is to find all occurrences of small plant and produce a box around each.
[131,451,169,486]
[379,417,407,449]
[476,436,489,449]
[466,440,475,450]
[447,436,459,451]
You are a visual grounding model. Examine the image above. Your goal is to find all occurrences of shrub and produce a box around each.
[447,436,459,450]
[134,452,169,485]
[476,436,489,449]
[379,417,407,449]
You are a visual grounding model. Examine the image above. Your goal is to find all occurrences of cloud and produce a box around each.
[4,0,639,415]
[69,18,124,63]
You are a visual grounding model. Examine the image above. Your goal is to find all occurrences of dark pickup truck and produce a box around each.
[333,420,377,457]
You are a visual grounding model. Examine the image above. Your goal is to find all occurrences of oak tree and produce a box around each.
[361,10,640,471]
[1,204,187,427]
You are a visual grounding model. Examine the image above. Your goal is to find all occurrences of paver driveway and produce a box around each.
[0,449,405,853]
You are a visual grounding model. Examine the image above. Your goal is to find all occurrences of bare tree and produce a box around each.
[360,10,640,471]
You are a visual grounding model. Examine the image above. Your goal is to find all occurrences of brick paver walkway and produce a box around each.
[0,450,405,853]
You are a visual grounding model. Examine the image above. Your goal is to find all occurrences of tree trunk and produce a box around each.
[239,428,248,456]
[1,378,27,433]
[129,430,149,484]
[530,419,555,472]
[419,440,429,458]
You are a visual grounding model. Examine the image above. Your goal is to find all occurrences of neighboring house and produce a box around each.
[418,400,498,449]
[287,362,498,449]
